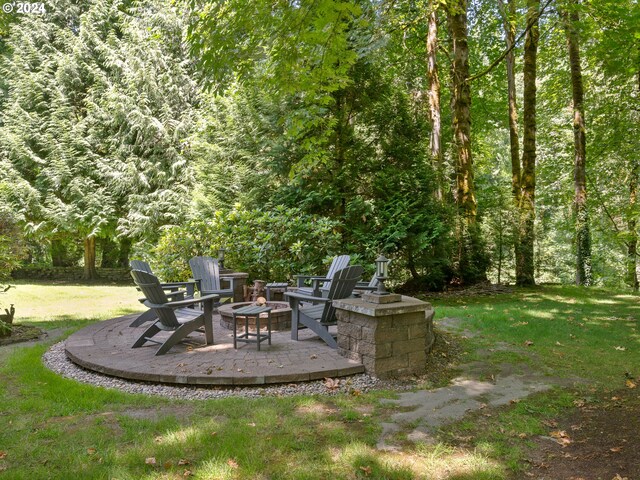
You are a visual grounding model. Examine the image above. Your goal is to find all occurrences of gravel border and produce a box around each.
[43,341,402,400]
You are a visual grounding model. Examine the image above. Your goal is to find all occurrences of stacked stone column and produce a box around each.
[333,296,435,379]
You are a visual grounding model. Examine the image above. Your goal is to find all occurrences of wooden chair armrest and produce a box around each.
[284,291,331,304]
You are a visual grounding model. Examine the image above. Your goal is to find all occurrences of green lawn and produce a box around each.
[0,282,637,479]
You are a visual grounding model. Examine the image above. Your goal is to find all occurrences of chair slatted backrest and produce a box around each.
[189,256,221,292]
[321,265,364,325]
[130,269,179,328]
[321,255,350,291]
[130,260,153,274]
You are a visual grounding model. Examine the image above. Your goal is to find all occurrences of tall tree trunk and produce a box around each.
[563,2,592,286]
[630,60,640,292]
[118,236,133,268]
[427,1,443,201]
[83,235,98,280]
[99,237,120,268]
[500,0,522,284]
[447,0,486,284]
[517,0,539,286]
[628,160,639,292]
[447,0,476,224]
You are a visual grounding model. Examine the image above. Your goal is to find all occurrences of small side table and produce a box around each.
[265,282,289,301]
[232,305,272,350]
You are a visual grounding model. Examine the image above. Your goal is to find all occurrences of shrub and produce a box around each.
[151,205,342,282]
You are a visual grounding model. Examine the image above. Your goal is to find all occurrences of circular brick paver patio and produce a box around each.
[65,313,364,386]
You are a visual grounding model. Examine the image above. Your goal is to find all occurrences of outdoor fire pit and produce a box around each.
[218,301,292,331]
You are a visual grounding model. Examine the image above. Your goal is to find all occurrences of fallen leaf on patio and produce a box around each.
[324,378,340,391]
[178,459,191,465]
[0,451,7,459]
[524,340,534,346]
[278,365,284,368]
[359,466,372,476]
[87,448,97,455]
[186,346,193,351]
[626,379,637,389]
[227,459,238,469]
[216,366,223,371]
[310,354,318,359]
[145,457,157,465]
[550,430,572,446]
[237,368,244,373]
[610,447,623,453]
[176,363,186,367]
[614,346,626,351]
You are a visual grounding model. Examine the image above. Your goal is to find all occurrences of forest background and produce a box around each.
[0,0,638,291]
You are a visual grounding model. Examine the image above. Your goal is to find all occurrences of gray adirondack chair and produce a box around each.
[285,265,363,348]
[130,269,219,356]
[188,256,234,304]
[294,254,350,297]
[129,260,196,327]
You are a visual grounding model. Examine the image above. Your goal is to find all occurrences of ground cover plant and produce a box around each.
[0,283,638,479]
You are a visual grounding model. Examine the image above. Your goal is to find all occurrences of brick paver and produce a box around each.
[65,313,364,385]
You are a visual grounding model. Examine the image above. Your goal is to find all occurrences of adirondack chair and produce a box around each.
[285,265,363,348]
[130,269,219,356]
[129,260,196,327]
[294,254,350,297]
[188,256,235,304]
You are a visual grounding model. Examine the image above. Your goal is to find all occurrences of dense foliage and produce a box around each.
[1,0,638,288]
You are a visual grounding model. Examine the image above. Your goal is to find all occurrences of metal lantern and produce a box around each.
[375,254,390,295]
[218,246,226,269]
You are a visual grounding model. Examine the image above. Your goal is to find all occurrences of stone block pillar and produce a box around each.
[333,296,435,379]
[220,272,249,303]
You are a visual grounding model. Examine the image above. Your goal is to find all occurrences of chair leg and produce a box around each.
[291,302,300,341]
[155,320,204,356]
[132,323,161,348]
[129,309,156,327]
[297,314,338,349]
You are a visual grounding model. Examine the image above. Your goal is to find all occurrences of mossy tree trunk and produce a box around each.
[447,0,487,284]
[516,0,539,287]
[563,2,592,286]
[427,1,443,202]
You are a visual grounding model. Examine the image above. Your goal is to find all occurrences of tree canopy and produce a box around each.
[1,0,638,288]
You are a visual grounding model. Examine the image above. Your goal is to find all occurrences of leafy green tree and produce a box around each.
[1,0,197,277]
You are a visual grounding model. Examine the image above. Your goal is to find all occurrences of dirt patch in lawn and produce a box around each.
[521,386,640,480]
[0,325,44,346]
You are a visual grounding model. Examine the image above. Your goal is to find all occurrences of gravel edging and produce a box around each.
[43,342,403,400]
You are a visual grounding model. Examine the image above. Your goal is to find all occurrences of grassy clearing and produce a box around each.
[429,285,640,386]
[1,283,638,478]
